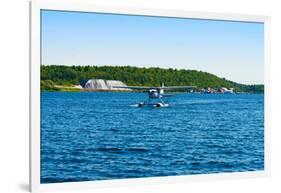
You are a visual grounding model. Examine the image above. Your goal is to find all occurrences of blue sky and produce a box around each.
[41,10,264,84]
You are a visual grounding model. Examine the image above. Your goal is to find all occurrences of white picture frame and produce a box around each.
[30,1,271,192]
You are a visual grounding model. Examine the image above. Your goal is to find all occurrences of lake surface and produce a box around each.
[41,92,264,183]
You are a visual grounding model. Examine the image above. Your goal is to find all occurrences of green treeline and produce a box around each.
[41,65,264,93]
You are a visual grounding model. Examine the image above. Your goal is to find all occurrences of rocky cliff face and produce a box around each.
[83,79,130,91]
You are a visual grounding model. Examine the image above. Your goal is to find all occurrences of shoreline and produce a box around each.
[40,90,264,94]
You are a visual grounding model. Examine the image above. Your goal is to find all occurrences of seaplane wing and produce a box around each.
[113,86,153,89]
[160,86,194,90]
[113,85,195,90]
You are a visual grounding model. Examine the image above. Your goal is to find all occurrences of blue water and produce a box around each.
[41,92,264,183]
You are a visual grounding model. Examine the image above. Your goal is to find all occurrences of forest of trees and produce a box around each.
[41,65,264,93]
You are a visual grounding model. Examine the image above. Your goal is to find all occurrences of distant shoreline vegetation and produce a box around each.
[41,65,264,93]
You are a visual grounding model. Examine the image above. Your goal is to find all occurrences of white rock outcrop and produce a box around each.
[83,79,130,91]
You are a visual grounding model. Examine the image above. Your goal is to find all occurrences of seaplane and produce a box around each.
[113,83,194,107]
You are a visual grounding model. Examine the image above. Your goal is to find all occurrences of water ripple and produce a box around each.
[41,92,264,183]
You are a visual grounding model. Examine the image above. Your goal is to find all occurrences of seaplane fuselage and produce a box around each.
[148,89,163,99]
